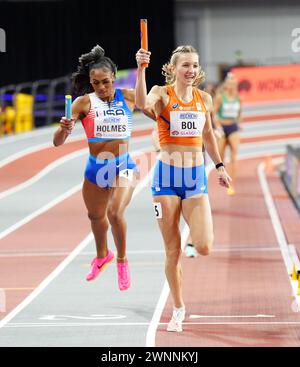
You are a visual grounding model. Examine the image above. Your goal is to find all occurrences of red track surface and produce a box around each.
[0,140,85,193]
[1,118,299,346]
[0,191,89,318]
[0,150,155,320]
[156,158,300,346]
[242,112,300,123]
[1,130,300,195]
[0,127,152,194]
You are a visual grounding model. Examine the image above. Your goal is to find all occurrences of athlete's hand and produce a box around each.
[136,48,151,69]
[217,166,232,188]
[60,117,74,135]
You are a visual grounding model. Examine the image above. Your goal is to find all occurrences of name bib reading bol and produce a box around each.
[170,111,206,137]
[94,115,129,139]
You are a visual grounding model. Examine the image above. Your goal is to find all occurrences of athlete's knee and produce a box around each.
[197,246,210,256]
[194,236,214,256]
[87,212,106,223]
[107,206,124,224]
[165,247,182,264]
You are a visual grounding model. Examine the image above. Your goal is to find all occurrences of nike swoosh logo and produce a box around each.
[116,162,124,168]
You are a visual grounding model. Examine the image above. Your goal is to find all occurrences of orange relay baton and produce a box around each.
[140,19,148,68]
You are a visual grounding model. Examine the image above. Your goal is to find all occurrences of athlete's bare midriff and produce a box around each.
[88,140,129,160]
[159,143,204,167]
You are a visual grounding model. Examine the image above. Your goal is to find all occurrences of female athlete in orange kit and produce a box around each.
[135,45,231,332]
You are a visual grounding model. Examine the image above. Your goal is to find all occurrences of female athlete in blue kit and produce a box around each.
[53,45,138,291]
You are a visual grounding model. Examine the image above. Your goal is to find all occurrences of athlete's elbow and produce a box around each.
[135,100,146,110]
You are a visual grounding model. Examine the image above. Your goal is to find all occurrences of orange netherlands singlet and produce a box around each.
[157,85,207,146]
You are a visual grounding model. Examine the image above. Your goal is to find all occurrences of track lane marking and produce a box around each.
[4,321,300,329]
[0,247,281,258]
[145,152,293,347]
[0,150,154,330]
[145,163,213,347]
[0,148,88,200]
[257,160,293,275]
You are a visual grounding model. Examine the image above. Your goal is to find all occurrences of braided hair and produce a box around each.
[72,45,117,95]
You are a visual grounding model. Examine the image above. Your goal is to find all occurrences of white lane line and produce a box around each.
[257,160,293,275]
[212,247,280,253]
[0,150,154,330]
[0,147,153,240]
[145,224,190,347]
[0,126,58,146]
[243,117,300,131]
[145,163,214,347]
[0,118,152,146]
[0,135,151,200]
[0,148,88,200]
[0,247,280,258]
[4,321,300,328]
[0,183,82,241]
[239,137,300,155]
[0,127,294,204]
[0,233,93,329]
[0,118,295,171]
[39,314,126,320]
[145,151,292,347]
[0,250,165,257]
[0,123,152,169]
[243,106,300,117]
[0,135,85,169]
[189,314,275,319]
[242,129,300,139]
[257,158,299,312]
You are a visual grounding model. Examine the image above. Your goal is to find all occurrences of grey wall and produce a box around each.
[175,1,300,82]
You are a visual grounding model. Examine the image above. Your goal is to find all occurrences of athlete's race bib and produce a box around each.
[222,102,240,119]
[170,111,206,137]
[94,110,129,139]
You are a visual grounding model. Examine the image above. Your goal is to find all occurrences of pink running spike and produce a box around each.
[117,260,131,291]
[86,250,114,281]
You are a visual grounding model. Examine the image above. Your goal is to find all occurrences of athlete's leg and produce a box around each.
[107,173,136,290]
[182,194,214,256]
[153,195,183,308]
[82,178,112,258]
[107,175,135,260]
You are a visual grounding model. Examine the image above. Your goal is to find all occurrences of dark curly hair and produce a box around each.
[71,45,117,95]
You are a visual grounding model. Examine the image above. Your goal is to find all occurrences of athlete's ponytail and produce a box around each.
[72,45,117,95]
[162,45,205,87]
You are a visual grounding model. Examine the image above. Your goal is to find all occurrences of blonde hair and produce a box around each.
[162,45,205,87]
